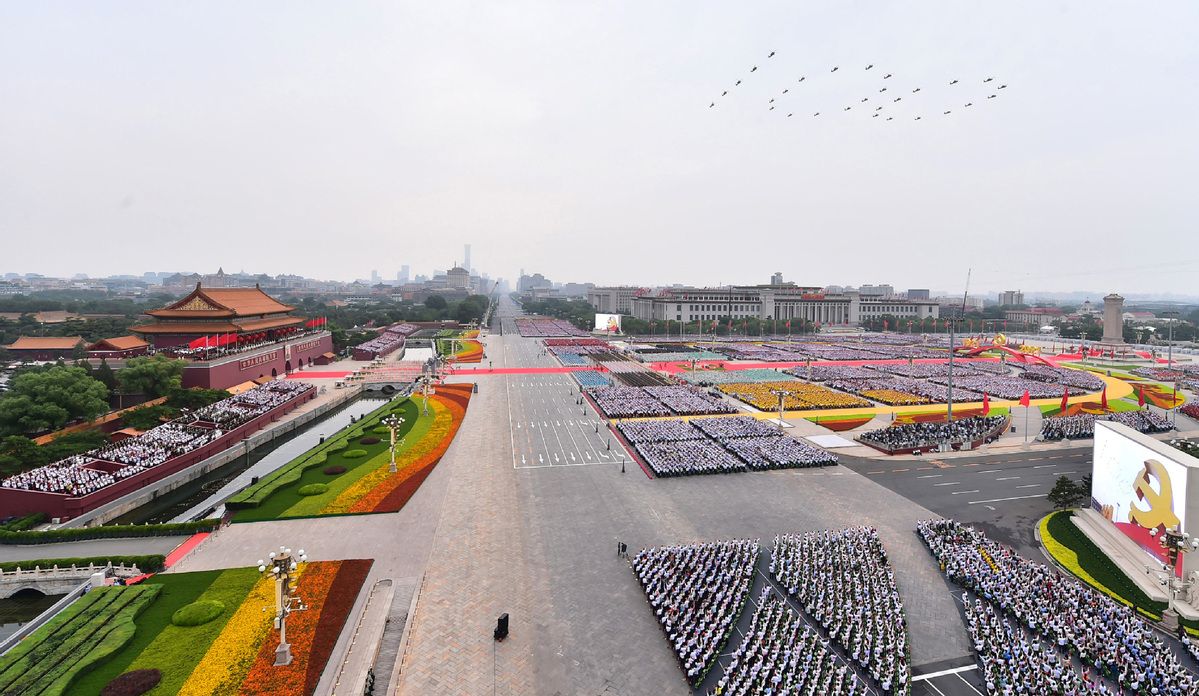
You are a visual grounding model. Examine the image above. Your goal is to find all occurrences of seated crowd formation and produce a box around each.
[1040,409,1172,440]
[859,415,1006,452]
[631,540,758,687]
[771,528,910,695]
[592,385,733,418]
[712,590,866,696]
[918,519,1197,695]
[0,381,312,496]
[618,416,836,477]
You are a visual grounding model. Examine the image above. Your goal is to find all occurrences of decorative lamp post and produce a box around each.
[382,414,405,473]
[769,388,794,430]
[257,546,309,666]
[1147,526,1199,630]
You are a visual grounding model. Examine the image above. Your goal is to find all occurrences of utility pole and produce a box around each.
[946,269,971,430]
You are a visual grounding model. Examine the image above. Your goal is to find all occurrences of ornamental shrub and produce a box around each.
[322,465,346,475]
[298,483,329,496]
[102,670,161,696]
[360,436,380,445]
[101,669,162,696]
[342,449,368,459]
[372,426,390,434]
[171,599,225,627]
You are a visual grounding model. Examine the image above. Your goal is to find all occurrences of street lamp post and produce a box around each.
[257,547,309,666]
[769,388,793,430]
[382,414,405,473]
[1147,525,1199,631]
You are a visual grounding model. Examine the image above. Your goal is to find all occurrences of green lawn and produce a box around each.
[71,570,224,695]
[124,568,261,694]
[231,399,421,522]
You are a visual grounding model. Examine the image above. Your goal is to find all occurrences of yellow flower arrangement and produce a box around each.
[177,566,306,696]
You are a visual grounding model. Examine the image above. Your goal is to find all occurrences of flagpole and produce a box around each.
[1024,404,1029,446]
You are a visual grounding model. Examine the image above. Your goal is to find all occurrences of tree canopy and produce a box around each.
[117,355,186,397]
[0,365,109,436]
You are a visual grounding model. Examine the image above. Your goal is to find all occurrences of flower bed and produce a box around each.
[56,561,373,696]
[717,381,871,411]
[231,384,472,521]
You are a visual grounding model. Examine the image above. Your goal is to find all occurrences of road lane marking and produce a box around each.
[912,665,979,682]
[917,474,943,479]
[951,489,980,495]
[933,482,961,486]
[968,493,1046,505]
[995,476,1020,481]
[1033,464,1055,469]
[1017,484,1040,488]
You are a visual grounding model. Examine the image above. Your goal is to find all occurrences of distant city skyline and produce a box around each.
[2,2,1197,293]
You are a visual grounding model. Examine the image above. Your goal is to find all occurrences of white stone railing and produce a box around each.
[0,561,141,579]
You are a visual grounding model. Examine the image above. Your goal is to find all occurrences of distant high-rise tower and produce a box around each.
[371,270,380,284]
[464,244,472,273]
[399,265,410,284]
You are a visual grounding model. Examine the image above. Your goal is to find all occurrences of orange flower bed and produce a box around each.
[1130,382,1184,408]
[238,559,372,696]
[347,383,473,514]
[897,408,983,424]
[452,340,484,363]
[809,416,872,432]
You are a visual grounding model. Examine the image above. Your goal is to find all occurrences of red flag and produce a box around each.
[1137,386,1145,407]
[1060,388,1069,413]
[728,319,733,331]
[1101,387,1108,411]
[1019,390,1030,407]
[188,336,206,349]
[883,319,888,331]
[785,320,791,329]
[982,392,991,416]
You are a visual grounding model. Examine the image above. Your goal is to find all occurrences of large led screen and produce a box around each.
[1092,422,1190,573]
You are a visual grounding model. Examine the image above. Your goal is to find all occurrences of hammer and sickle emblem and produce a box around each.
[1129,458,1180,530]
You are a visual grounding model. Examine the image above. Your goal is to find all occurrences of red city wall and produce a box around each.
[182,335,333,389]
[0,385,316,520]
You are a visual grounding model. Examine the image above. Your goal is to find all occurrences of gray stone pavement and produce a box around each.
[0,536,187,564]
[397,307,970,695]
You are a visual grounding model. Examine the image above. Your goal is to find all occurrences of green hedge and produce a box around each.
[342,449,367,459]
[0,520,218,546]
[0,554,166,573]
[1045,511,1168,615]
[225,398,402,510]
[1,512,48,531]
[0,584,161,696]
[297,483,328,496]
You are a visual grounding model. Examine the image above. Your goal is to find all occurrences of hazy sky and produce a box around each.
[2,2,1197,295]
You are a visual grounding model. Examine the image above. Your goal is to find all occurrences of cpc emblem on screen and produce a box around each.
[1130,458,1180,531]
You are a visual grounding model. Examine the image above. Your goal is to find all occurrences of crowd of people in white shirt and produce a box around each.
[631,540,758,687]
[964,596,1109,694]
[770,528,910,695]
[918,519,1198,696]
[617,416,837,477]
[860,416,1006,452]
[710,589,866,696]
[0,381,312,496]
[1040,410,1172,441]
